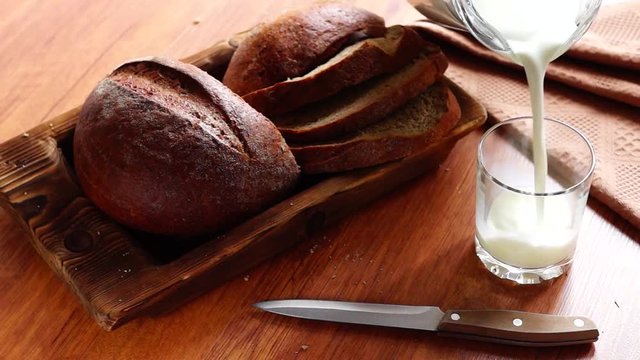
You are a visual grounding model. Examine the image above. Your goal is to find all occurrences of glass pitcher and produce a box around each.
[409,0,602,58]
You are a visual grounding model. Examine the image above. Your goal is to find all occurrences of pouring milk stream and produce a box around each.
[452,0,589,268]
[474,0,582,195]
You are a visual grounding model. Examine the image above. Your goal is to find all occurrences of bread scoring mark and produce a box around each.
[110,62,247,155]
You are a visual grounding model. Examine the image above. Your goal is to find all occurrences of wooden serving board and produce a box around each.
[0,33,486,330]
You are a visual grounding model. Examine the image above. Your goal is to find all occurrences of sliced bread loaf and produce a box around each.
[290,81,461,174]
[273,48,448,143]
[222,2,385,96]
[242,25,427,116]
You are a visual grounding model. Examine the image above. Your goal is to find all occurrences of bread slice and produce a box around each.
[290,81,461,174]
[222,2,385,96]
[242,25,428,116]
[273,49,448,143]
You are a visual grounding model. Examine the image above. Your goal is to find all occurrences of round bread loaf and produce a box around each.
[222,1,385,96]
[74,57,300,236]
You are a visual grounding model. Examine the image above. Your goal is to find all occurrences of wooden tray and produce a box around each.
[0,33,487,330]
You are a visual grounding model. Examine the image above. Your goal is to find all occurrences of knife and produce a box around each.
[254,299,599,347]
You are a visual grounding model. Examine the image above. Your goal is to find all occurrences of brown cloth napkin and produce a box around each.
[412,1,640,229]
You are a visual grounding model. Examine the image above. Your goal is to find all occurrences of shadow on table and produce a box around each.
[588,197,640,244]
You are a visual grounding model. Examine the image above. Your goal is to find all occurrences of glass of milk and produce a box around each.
[475,117,595,284]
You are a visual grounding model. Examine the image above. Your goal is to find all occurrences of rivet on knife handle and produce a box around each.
[437,310,599,346]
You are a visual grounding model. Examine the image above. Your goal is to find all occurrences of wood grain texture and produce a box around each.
[0,0,638,359]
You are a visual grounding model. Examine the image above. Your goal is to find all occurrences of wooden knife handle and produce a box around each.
[437,310,599,347]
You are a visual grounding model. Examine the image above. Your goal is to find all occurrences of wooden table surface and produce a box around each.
[1,0,638,359]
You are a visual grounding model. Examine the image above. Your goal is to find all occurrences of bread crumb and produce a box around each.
[309,244,318,254]
[243,274,250,281]
[301,344,309,351]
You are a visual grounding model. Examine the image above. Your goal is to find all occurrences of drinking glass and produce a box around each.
[475,117,595,284]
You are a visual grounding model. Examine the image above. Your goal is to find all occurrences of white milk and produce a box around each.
[473,0,582,268]
[477,192,578,268]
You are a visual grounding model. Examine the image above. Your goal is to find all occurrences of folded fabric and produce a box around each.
[412,2,640,107]
[567,1,640,71]
[411,1,640,229]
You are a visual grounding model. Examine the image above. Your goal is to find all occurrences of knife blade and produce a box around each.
[254,299,599,347]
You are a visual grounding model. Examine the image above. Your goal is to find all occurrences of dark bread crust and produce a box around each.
[222,2,386,96]
[242,26,427,117]
[74,57,300,236]
[291,82,461,173]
